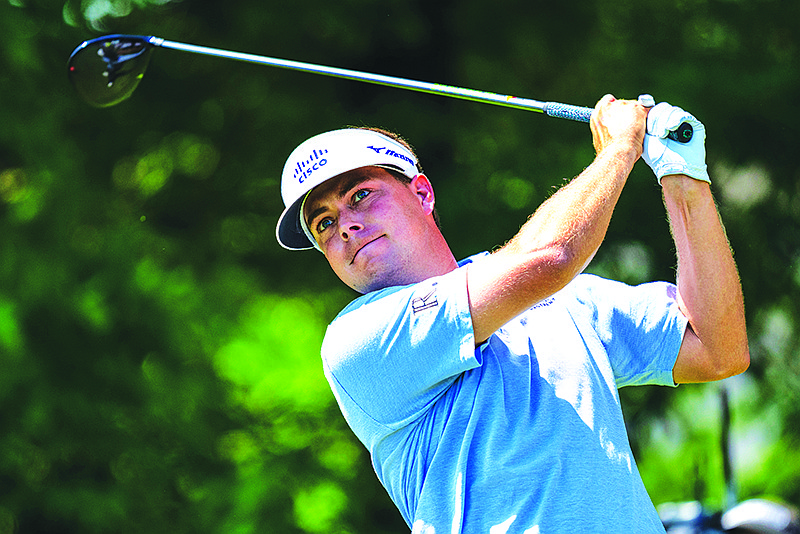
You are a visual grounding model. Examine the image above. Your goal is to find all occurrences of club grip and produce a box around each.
[542,102,693,143]
[543,102,593,123]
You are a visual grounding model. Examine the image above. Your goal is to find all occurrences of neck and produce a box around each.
[356,229,458,294]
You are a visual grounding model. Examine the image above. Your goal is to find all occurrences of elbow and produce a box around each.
[731,341,751,377]
[724,325,751,378]
[676,324,750,384]
[682,307,749,382]
[489,242,595,308]
[521,246,585,299]
[713,339,750,380]
[540,246,588,286]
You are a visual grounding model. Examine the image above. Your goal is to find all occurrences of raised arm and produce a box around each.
[466,95,646,344]
[662,176,749,383]
[641,103,749,383]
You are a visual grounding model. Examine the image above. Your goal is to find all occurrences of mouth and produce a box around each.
[350,235,386,265]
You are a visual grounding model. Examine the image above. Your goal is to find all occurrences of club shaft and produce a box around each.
[150,37,594,121]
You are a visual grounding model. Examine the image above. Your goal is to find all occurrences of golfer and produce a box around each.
[275,95,749,533]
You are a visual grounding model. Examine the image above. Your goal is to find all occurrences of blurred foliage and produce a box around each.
[0,0,798,531]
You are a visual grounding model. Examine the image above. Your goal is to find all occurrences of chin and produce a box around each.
[348,265,409,295]
[351,277,391,295]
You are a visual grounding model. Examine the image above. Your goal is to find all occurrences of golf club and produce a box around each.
[67,34,693,143]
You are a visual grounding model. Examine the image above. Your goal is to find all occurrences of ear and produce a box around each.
[409,174,435,216]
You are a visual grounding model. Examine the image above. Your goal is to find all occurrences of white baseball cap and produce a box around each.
[275,128,421,250]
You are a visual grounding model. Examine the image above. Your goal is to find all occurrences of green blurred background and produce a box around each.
[1,0,799,532]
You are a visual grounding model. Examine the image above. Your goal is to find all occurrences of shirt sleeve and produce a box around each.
[569,274,689,388]
[321,265,478,447]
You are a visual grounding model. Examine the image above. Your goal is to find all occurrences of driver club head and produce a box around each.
[68,35,155,107]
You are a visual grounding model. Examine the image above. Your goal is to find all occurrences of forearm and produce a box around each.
[663,175,749,380]
[504,142,638,285]
[466,95,646,344]
[467,143,638,343]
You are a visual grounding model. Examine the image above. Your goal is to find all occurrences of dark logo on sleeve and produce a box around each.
[412,288,438,314]
[532,297,555,310]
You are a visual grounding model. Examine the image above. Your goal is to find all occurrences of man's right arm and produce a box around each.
[466,95,646,344]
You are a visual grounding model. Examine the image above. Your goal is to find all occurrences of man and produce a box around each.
[275,95,749,533]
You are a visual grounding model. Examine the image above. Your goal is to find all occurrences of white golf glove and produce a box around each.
[641,101,710,185]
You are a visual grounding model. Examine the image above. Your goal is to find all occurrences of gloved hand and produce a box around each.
[641,100,710,185]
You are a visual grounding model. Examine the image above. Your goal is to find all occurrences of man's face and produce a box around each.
[303,166,436,293]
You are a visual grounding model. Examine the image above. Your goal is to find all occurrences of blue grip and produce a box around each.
[543,102,593,123]
[543,101,693,143]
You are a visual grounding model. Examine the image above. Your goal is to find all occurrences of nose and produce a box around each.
[339,215,364,241]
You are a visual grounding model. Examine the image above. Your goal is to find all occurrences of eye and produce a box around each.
[353,189,370,203]
[316,217,333,234]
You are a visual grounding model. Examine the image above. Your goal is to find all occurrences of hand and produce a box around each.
[590,94,647,157]
[642,102,710,184]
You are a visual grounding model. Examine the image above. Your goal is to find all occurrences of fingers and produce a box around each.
[595,94,616,109]
[591,94,616,122]
[590,95,646,155]
[590,95,614,153]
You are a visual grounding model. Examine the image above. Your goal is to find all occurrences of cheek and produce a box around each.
[322,244,350,277]
[326,254,365,292]
[390,205,427,238]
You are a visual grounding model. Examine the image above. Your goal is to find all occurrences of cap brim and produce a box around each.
[276,196,314,250]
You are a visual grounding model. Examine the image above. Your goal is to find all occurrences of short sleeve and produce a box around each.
[568,274,688,388]
[321,265,478,447]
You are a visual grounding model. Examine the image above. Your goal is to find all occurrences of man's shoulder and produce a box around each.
[337,284,408,317]
[334,259,477,321]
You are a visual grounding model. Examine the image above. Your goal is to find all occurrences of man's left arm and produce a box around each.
[663,175,749,383]
[643,101,749,383]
